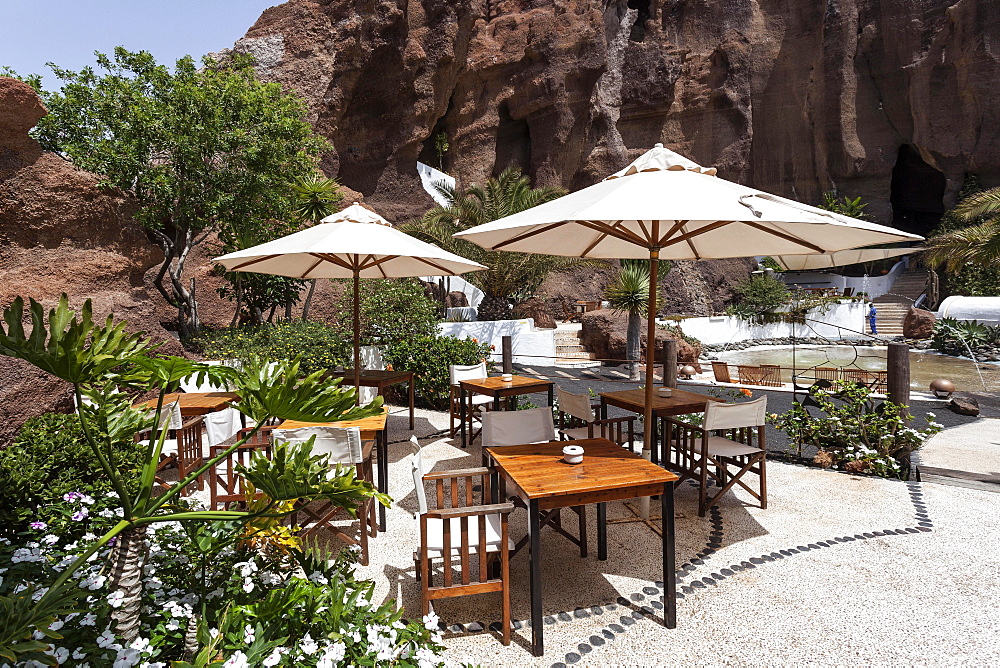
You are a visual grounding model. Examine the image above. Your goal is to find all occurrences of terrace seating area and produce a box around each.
[711,361,889,393]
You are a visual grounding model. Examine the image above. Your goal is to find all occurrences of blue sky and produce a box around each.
[2,1,279,90]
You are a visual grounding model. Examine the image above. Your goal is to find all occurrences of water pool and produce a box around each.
[716,345,1000,392]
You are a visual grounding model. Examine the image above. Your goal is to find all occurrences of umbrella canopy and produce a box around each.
[771,246,924,272]
[455,144,924,488]
[215,203,485,397]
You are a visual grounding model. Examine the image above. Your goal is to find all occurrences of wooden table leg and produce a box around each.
[661,481,676,629]
[528,498,544,657]
[377,430,388,532]
[547,385,554,407]
[597,502,607,560]
[460,386,467,448]
[600,397,608,420]
[408,375,415,430]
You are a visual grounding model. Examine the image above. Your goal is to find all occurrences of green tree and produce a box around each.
[33,48,330,336]
[401,167,588,320]
[817,192,873,221]
[433,132,449,171]
[925,181,1000,296]
[726,274,790,323]
[290,175,344,320]
[605,260,665,380]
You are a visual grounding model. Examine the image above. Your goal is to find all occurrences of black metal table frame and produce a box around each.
[458,382,555,448]
[329,369,416,430]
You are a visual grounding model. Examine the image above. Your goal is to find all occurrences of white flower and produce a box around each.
[97,629,117,648]
[42,534,60,545]
[307,571,328,585]
[223,651,249,668]
[53,647,69,663]
[299,633,319,656]
[423,611,440,632]
[243,624,255,644]
[107,590,126,608]
[130,637,150,654]
[72,647,87,660]
[80,612,98,626]
[262,648,283,667]
[415,647,440,668]
[114,648,140,668]
[48,619,64,631]
[242,579,255,593]
[316,642,346,668]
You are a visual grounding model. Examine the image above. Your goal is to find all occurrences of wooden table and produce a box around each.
[486,439,678,656]
[327,369,415,429]
[280,407,390,531]
[599,388,723,464]
[458,375,555,448]
[135,392,240,417]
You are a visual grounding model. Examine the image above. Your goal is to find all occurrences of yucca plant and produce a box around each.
[290,175,343,320]
[605,260,664,380]
[0,295,384,661]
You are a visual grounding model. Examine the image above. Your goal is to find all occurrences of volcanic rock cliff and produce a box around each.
[230,0,998,239]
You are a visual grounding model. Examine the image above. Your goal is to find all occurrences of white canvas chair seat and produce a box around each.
[705,435,762,458]
[140,438,178,456]
[449,362,492,440]
[271,426,364,464]
[482,407,556,449]
[203,407,242,447]
[424,514,514,558]
[560,426,591,441]
[468,394,494,407]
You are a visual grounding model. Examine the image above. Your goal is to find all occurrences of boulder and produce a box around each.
[903,307,936,339]
[446,291,469,308]
[512,298,556,329]
[949,396,980,416]
[580,311,700,369]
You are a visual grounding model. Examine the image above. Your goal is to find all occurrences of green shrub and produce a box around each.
[193,320,351,373]
[0,413,144,533]
[931,317,1000,355]
[725,274,790,322]
[385,334,494,409]
[333,278,440,345]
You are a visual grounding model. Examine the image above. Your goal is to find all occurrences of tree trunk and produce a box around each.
[109,524,147,644]
[627,310,641,380]
[477,294,511,321]
[301,280,318,320]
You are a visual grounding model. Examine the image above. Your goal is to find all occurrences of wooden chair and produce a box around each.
[711,361,732,383]
[448,362,492,441]
[662,396,768,517]
[813,366,840,383]
[272,426,378,565]
[483,408,589,557]
[555,387,637,453]
[410,437,513,645]
[561,300,582,323]
[737,364,782,387]
[140,407,206,495]
[209,441,272,510]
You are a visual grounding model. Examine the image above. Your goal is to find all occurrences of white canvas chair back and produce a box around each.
[483,407,556,447]
[409,436,428,515]
[203,407,242,447]
[157,401,183,431]
[360,345,386,371]
[703,396,768,431]
[272,426,363,464]
[556,387,594,423]
[449,362,487,386]
[180,360,233,393]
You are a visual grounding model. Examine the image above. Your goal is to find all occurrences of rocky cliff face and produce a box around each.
[0,77,182,446]
[231,0,998,234]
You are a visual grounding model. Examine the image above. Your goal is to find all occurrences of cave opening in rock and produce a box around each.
[418,109,452,173]
[493,102,532,178]
[890,144,946,237]
[627,0,651,42]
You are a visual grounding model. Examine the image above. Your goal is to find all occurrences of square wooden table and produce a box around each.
[326,369,415,429]
[136,392,240,417]
[599,388,723,464]
[280,407,390,531]
[458,375,555,448]
[485,439,678,657]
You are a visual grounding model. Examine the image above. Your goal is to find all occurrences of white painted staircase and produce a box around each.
[553,324,601,368]
[872,269,929,338]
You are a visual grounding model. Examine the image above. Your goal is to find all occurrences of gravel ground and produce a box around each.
[350,393,1000,666]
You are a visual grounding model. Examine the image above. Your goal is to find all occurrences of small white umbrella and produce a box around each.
[771,246,923,271]
[455,144,923,483]
[215,203,486,395]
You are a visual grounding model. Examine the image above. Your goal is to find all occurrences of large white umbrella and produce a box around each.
[771,246,923,271]
[455,144,923,470]
[215,203,486,395]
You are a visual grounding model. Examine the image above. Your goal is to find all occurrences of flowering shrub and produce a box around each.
[385,334,494,409]
[769,381,943,479]
[193,321,352,374]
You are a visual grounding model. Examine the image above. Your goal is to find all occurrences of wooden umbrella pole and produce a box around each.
[353,268,361,405]
[639,245,660,519]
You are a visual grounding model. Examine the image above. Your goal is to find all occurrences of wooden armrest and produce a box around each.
[592,416,635,424]
[661,417,705,433]
[423,466,492,481]
[425,502,515,519]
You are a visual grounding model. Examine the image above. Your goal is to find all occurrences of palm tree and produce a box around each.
[924,187,1000,270]
[605,260,664,380]
[290,175,343,319]
[402,167,588,320]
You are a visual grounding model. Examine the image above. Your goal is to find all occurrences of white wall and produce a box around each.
[672,301,868,345]
[937,296,1000,325]
[438,319,556,365]
[416,161,455,207]
[779,258,910,299]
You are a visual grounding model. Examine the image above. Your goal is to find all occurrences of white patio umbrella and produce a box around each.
[214,203,486,397]
[455,143,923,478]
[771,246,923,271]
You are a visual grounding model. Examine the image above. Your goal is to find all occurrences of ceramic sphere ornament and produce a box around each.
[679,365,697,380]
[929,378,955,399]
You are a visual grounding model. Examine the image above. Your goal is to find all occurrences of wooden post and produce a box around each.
[887,342,910,414]
[502,335,513,373]
[662,339,678,388]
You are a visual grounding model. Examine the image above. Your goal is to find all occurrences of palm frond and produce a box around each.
[952,187,1000,222]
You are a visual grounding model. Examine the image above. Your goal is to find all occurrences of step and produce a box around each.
[556,344,586,353]
[556,351,597,359]
[554,359,603,369]
[553,333,583,343]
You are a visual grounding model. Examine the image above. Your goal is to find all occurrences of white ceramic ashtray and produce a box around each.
[657,387,673,398]
[334,365,346,373]
[501,373,514,382]
[562,444,584,464]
